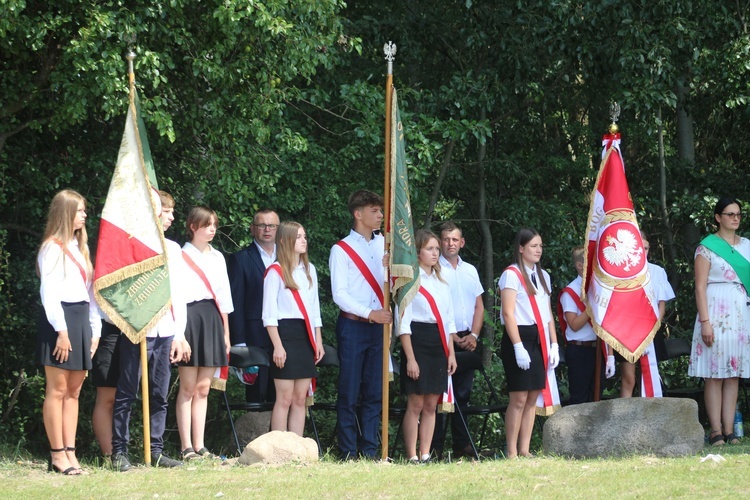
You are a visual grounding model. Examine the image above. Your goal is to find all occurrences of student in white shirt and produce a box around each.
[262,221,324,436]
[498,228,559,459]
[399,230,457,463]
[111,190,188,471]
[617,231,675,397]
[37,189,101,475]
[560,246,615,405]
[176,206,233,460]
[329,190,391,460]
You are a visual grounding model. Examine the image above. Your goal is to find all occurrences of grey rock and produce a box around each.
[233,411,272,450]
[238,430,319,465]
[543,397,704,458]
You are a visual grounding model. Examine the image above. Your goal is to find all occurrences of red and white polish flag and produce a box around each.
[581,132,661,395]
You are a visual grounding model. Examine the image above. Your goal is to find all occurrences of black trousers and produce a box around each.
[566,343,603,405]
[112,335,173,455]
[432,347,475,451]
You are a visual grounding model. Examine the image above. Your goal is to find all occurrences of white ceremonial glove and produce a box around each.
[513,343,531,370]
[605,355,616,379]
[548,343,560,370]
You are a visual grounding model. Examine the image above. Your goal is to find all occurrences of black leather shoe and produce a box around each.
[153,453,183,468]
[112,452,131,472]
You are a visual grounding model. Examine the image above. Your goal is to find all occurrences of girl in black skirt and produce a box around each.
[37,189,102,475]
[498,228,559,459]
[399,230,457,462]
[177,206,233,460]
[262,221,324,436]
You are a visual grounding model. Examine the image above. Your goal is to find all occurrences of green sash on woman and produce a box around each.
[700,233,750,295]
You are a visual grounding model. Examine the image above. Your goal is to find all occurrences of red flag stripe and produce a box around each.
[94,218,159,279]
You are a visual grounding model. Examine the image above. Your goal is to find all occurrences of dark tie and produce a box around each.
[531,272,538,288]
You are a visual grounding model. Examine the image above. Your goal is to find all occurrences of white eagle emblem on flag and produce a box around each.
[603,229,643,272]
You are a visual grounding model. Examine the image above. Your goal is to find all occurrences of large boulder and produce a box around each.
[543,397,704,458]
[238,430,319,465]
[233,411,272,449]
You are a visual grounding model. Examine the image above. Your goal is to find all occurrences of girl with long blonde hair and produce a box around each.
[37,189,101,475]
[263,222,324,436]
[262,221,324,435]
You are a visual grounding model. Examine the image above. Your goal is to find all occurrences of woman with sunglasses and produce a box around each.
[689,197,750,446]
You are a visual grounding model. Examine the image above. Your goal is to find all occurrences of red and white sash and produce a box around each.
[417,285,454,413]
[265,263,318,406]
[335,240,393,379]
[182,250,228,391]
[557,287,608,359]
[335,240,384,307]
[639,343,662,397]
[506,266,560,416]
[53,238,89,285]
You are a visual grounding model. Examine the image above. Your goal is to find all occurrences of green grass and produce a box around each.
[3,444,750,498]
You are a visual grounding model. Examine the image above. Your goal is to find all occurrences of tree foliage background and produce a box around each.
[2,0,750,454]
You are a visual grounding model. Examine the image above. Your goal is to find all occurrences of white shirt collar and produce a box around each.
[439,254,463,270]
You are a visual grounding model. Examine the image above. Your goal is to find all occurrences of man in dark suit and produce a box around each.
[228,209,280,402]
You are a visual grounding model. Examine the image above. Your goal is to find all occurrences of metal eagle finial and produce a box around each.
[384,41,397,76]
[609,102,621,134]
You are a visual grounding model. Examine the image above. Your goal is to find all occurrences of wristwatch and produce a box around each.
[470,333,479,341]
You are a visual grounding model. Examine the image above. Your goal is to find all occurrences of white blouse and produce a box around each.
[498,264,552,327]
[38,239,102,337]
[560,275,596,342]
[648,262,675,303]
[262,262,323,328]
[399,267,457,337]
[181,242,234,314]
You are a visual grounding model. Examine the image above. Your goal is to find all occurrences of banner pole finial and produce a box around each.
[609,101,621,134]
[126,50,136,74]
[126,50,136,88]
[384,41,397,76]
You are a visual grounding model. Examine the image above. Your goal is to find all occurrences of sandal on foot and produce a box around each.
[709,431,725,446]
[65,446,88,474]
[181,447,200,460]
[724,433,740,444]
[48,448,80,475]
[196,447,218,459]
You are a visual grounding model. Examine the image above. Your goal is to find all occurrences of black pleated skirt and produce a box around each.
[400,322,448,396]
[500,324,545,392]
[91,320,122,387]
[37,301,93,371]
[270,319,317,380]
[180,299,227,367]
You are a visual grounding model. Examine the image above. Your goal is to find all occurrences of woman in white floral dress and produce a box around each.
[689,197,750,446]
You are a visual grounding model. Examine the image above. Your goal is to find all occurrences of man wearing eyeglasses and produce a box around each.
[228,209,280,403]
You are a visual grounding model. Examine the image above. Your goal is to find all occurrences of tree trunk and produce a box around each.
[476,108,494,366]
[422,139,456,229]
[657,107,678,290]
[675,77,701,259]
[675,78,695,166]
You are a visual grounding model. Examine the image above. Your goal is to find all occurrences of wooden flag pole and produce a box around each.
[381,41,396,461]
[593,338,602,402]
[127,50,152,466]
[140,339,152,464]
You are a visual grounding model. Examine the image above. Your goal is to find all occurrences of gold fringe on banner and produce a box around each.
[536,404,561,417]
[437,402,454,414]
[210,377,227,391]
